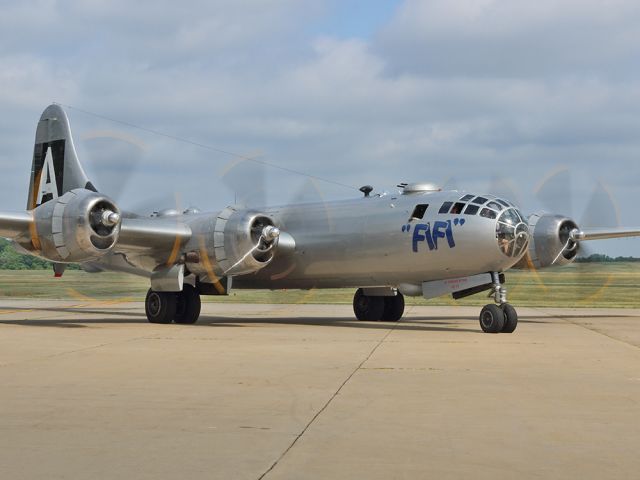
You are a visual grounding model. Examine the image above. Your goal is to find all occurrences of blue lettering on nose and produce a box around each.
[432,221,448,250]
[407,218,461,252]
[412,223,435,252]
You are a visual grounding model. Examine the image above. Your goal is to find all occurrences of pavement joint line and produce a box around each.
[257,321,399,480]
[532,307,640,350]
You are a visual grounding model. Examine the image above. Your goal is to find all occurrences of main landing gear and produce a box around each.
[479,273,518,334]
[145,284,202,325]
[353,288,405,322]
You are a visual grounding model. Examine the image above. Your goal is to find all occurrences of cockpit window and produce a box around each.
[464,204,479,215]
[486,201,503,211]
[496,199,511,207]
[410,204,429,220]
[450,202,465,214]
[460,194,475,201]
[472,196,488,205]
[439,202,453,214]
[480,208,497,219]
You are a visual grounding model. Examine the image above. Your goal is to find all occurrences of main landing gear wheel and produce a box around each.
[501,303,518,333]
[145,289,177,324]
[479,304,505,334]
[175,284,202,325]
[353,289,405,322]
[382,293,405,322]
[353,288,385,321]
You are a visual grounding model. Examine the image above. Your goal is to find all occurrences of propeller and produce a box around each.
[446,168,622,304]
[527,168,620,302]
[216,157,331,303]
[80,129,149,202]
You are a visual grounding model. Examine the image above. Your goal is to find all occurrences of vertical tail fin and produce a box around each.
[27,104,96,210]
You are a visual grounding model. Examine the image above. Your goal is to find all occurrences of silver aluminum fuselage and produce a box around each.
[231,191,523,290]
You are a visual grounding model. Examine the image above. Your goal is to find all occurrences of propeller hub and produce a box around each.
[569,228,585,241]
[102,210,121,227]
[262,225,280,242]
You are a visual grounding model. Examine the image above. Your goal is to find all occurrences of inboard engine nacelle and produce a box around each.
[26,188,121,263]
[187,206,289,278]
[516,212,580,269]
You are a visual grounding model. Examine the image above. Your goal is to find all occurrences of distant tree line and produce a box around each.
[575,253,640,263]
[0,238,80,270]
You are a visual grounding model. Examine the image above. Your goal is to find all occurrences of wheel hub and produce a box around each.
[148,292,161,317]
[480,311,493,328]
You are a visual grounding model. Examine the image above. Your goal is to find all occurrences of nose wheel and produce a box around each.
[479,273,518,333]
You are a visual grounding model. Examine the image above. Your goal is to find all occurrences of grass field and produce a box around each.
[0,263,638,308]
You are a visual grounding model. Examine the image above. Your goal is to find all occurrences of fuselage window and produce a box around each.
[472,196,488,205]
[450,202,465,214]
[480,208,497,219]
[460,194,475,201]
[486,201,503,211]
[439,202,453,214]
[411,204,429,219]
[464,204,480,215]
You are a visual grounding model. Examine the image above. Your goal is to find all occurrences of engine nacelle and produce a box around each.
[27,188,121,263]
[516,213,580,269]
[187,206,281,278]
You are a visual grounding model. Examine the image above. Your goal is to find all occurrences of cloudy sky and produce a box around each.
[1,0,639,255]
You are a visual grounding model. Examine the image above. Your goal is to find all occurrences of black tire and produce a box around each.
[353,288,385,321]
[382,293,405,322]
[145,289,177,324]
[479,304,505,333]
[175,284,201,325]
[501,303,518,333]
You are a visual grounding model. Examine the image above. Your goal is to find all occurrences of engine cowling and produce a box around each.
[186,206,283,278]
[28,188,121,263]
[214,207,281,275]
[516,213,580,269]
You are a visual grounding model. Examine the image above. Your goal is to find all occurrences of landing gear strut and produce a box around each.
[353,288,405,322]
[479,273,518,334]
[145,286,202,325]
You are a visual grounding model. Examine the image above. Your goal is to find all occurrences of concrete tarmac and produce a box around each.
[1,300,639,480]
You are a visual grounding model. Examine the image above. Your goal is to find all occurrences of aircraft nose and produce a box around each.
[495,208,530,258]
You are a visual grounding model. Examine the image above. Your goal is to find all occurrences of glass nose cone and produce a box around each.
[496,208,530,258]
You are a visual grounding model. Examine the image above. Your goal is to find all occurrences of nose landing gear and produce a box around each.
[479,272,518,333]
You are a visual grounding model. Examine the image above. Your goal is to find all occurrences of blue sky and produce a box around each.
[314,1,403,39]
[0,0,639,256]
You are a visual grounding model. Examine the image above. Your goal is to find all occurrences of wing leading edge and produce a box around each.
[576,227,640,241]
[0,211,33,239]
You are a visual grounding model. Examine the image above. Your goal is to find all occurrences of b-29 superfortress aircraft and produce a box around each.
[1,105,639,333]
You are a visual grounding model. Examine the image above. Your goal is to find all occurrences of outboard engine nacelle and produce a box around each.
[516,213,580,269]
[24,188,121,263]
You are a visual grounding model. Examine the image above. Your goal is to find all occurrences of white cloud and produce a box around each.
[0,0,639,255]
[377,0,640,77]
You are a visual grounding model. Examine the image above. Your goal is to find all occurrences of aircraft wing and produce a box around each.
[578,227,640,241]
[0,211,33,239]
[117,216,192,256]
[0,210,192,270]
